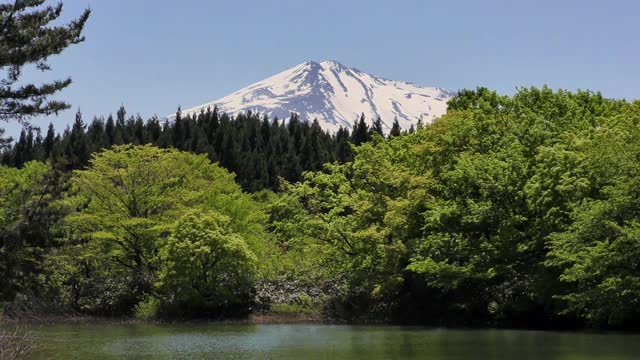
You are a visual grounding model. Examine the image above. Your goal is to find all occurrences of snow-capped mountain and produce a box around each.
[172,60,455,132]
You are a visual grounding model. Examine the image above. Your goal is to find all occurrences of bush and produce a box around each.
[133,297,160,320]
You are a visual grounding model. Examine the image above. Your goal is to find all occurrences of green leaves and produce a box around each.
[158,210,257,314]
[275,87,640,327]
[3,87,640,327]
[52,145,267,315]
[0,161,66,302]
[545,124,640,326]
[270,131,433,317]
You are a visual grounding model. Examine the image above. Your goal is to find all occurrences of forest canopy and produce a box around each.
[1,86,640,329]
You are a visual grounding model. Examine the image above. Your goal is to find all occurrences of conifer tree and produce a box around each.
[13,128,27,166]
[43,123,55,158]
[371,116,384,137]
[25,126,34,159]
[0,127,10,145]
[0,1,90,122]
[351,113,370,145]
[172,108,184,150]
[132,115,145,145]
[114,106,127,144]
[62,110,88,170]
[389,118,401,138]
[87,116,107,151]
[104,115,115,145]
[335,126,352,163]
[146,117,162,144]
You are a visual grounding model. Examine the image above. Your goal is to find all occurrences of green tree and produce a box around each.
[351,113,370,145]
[43,123,55,158]
[545,110,640,327]
[158,211,257,317]
[57,144,266,314]
[389,118,401,138]
[0,161,63,301]
[371,116,384,136]
[272,135,429,319]
[273,86,634,327]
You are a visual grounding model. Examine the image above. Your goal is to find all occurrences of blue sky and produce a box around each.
[4,0,639,136]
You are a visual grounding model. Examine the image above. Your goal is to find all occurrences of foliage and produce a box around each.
[271,135,432,319]
[273,87,640,328]
[3,86,640,328]
[50,145,266,315]
[157,211,257,317]
[133,296,160,321]
[545,111,640,327]
[0,161,64,301]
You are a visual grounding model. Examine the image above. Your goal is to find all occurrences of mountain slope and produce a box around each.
[173,60,454,132]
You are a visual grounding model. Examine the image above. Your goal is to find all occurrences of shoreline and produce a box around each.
[1,314,637,334]
[0,311,325,327]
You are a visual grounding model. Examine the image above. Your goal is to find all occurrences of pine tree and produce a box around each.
[335,126,352,163]
[146,117,162,143]
[132,115,145,145]
[220,124,237,171]
[13,128,28,167]
[205,106,219,144]
[371,116,384,137]
[62,110,88,170]
[172,108,184,150]
[0,1,90,122]
[87,117,107,151]
[114,106,127,144]
[260,115,271,145]
[25,127,34,161]
[351,113,370,146]
[43,123,56,158]
[105,115,115,146]
[0,128,12,152]
[389,118,401,138]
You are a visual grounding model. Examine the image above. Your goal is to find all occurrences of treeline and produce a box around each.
[0,107,402,191]
[2,87,640,329]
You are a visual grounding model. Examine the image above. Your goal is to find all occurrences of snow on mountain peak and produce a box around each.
[171,60,455,132]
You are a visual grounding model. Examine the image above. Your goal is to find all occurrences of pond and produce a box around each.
[21,323,640,359]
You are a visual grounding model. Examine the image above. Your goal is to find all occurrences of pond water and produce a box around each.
[22,323,640,359]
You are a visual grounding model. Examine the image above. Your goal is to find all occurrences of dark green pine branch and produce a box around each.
[0,0,90,123]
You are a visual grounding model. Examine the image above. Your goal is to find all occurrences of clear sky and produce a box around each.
[4,0,639,136]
